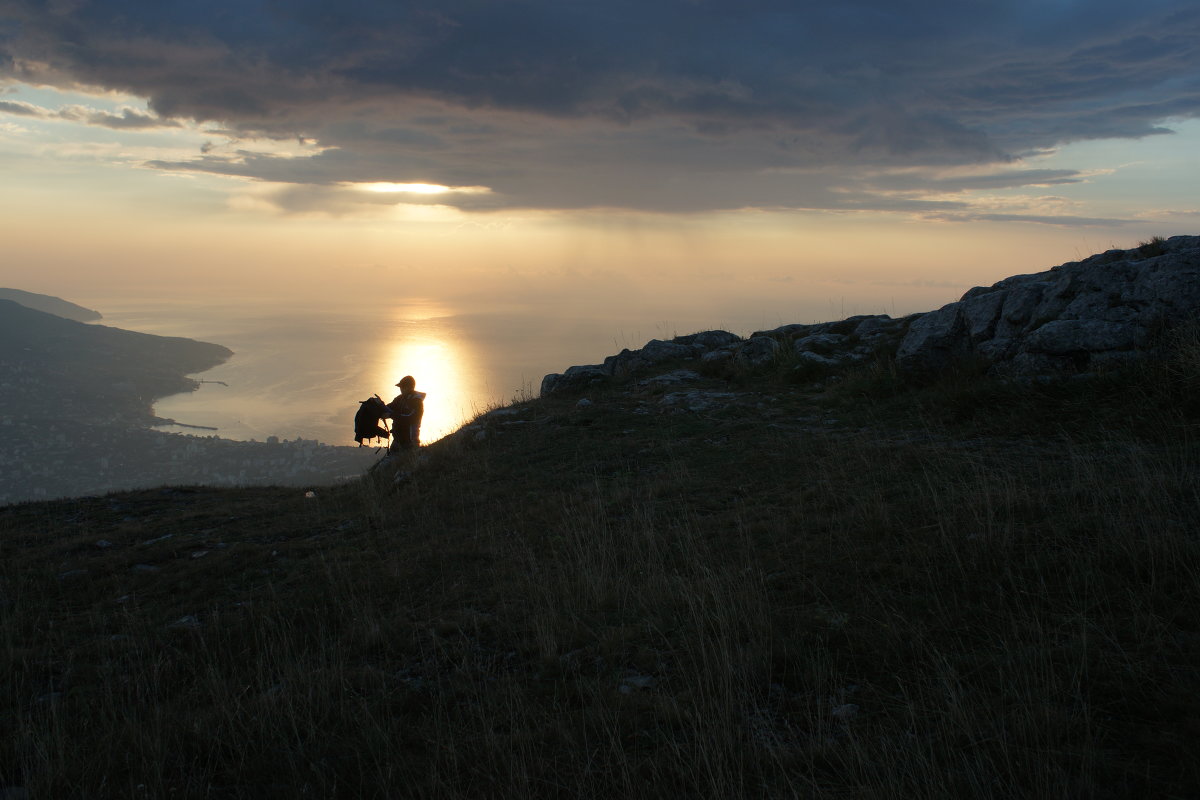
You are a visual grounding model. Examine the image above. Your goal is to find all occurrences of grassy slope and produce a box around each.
[2,346,1199,798]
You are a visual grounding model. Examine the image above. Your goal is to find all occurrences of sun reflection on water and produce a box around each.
[377,325,479,444]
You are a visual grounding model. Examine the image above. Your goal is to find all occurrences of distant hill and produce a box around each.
[0,298,232,425]
[0,288,103,322]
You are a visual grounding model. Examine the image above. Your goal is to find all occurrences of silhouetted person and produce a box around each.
[387,375,425,451]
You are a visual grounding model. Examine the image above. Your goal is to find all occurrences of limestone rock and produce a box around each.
[736,336,780,366]
[795,332,847,355]
[639,339,695,362]
[675,329,741,351]
[542,330,742,396]
[897,235,1200,376]
[540,364,608,396]
[541,236,1200,394]
[895,305,968,373]
[701,349,734,364]
[755,322,818,340]
[795,350,840,368]
[639,369,702,386]
[1024,319,1145,355]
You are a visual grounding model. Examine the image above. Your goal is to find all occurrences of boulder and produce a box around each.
[794,350,840,368]
[736,336,781,366]
[674,329,742,351]
[754,322,817,340]
[1024,319,1145,355]
[895,305,968,373]
[640,339,695,362]
[540,364,608,396]
[852,315,906,340]
[795,332,847,355]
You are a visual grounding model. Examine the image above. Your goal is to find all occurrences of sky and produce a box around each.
[2,0,1199,329]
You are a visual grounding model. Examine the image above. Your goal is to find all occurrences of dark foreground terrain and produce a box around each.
[2,334,1199,798]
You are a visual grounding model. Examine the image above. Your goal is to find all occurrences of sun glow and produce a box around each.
[358,182,450,194]
[348,181,492,195]
[379,331,480,444]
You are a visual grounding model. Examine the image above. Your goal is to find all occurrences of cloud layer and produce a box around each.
[2,0,1198,214]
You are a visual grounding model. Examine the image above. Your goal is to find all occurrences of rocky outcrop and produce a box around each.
[896,235,1200,375]
[540,314,913,396]
[541,236,1200,396]
[541,330,743,395]
[755,314,913,369]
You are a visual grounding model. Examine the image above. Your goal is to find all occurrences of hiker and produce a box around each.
[386,375,426,451]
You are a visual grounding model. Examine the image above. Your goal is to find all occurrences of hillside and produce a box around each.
[0,298,232,425]
[2,275,1199,797]
[0,288,103,322]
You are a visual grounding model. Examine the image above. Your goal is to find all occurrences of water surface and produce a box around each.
[93,300,682,446]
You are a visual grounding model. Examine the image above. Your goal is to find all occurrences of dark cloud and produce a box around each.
[951,213,1132,227]
[0,98,40,115]
[2,0,1197,212]
[864,169,1087,193]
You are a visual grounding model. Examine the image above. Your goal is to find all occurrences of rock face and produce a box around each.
[896,235,1200,375]
[541,235,1200,396]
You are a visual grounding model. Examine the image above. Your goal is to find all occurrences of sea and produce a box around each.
[90,299,754,447]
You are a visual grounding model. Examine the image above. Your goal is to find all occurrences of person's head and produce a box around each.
[396,375,416,393]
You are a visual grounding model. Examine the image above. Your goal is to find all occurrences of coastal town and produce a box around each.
[0,416,379,504]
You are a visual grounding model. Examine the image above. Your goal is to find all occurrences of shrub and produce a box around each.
[1137,235,1167,257]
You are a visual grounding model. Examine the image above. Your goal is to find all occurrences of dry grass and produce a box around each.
[2,348,1199,798]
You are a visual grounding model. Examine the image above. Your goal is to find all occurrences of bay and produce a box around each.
[92,299,697,446]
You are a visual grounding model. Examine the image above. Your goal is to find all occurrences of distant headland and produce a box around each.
[0,297,232,426]
[0,287,103,323]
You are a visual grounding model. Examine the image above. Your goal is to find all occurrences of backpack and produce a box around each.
[354,396,391,446]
